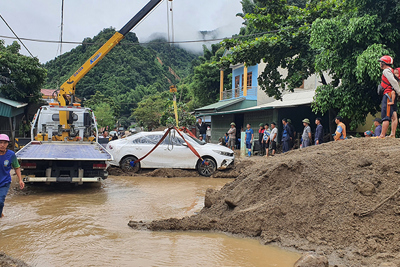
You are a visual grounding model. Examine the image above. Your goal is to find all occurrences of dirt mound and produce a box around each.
[108,160,242,178]
[0,252,30,267]
[130,138,400,266]
[145,168,200,178]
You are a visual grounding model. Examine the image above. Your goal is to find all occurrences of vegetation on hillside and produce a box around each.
[44,28,197,117]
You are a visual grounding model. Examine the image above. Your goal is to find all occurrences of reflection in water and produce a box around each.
[0,176,300,266]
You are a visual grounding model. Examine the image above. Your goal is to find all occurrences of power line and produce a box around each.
[0,28,290,46]
[0,13,35,58]
[60,0,65,55]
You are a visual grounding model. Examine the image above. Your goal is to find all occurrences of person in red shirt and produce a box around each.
[378,56,400,138]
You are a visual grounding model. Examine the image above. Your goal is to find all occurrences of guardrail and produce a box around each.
[222,86,257,100]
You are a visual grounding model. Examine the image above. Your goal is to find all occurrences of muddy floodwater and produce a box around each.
[0,175,300,267]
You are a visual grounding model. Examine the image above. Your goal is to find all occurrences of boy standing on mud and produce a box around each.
[245,124,254,157]
[263,123,271,157]
[0,134,24,218]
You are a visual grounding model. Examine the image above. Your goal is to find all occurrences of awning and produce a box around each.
[195,97,245,112]
[0,97,28,117]
[196,90,315,116]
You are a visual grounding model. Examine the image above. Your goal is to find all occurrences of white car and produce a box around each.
[106,130,234,176]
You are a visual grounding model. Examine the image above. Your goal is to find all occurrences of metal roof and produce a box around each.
[196,90,315,116]
[0,97,27,109]
[244,89,315,111]
[195,97,245,111]
[0,97,27,118]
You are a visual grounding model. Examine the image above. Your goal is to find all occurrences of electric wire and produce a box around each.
[170,1,174,44]
[60,0,64,55]
[0,13,35,58]
[0,26,301,46]
[166,0,170,43]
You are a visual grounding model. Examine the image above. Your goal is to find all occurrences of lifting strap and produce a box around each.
[131,126,208,167]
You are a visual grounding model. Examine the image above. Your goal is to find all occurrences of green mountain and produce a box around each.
[44,28,197,115]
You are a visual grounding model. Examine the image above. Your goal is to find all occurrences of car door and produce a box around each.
[135,134,166,168]
[162,135,198,169]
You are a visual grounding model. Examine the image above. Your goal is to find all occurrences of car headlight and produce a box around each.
[213,150,234,157]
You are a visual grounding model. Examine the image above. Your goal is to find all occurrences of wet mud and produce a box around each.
[129,138,400,267]
[0,252,30,267]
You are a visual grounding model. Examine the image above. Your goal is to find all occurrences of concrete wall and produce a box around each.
[210,109,278,143]
[210,114,234,143]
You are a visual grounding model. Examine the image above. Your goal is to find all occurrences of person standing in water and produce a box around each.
[0,134,24,218]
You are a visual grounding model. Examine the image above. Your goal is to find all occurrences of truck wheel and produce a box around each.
[120,156,140,173]
[197,158,216,177]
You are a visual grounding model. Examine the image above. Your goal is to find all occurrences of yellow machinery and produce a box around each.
[55,0,164,140]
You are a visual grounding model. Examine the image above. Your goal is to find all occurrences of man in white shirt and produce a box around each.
[269,122,278,156]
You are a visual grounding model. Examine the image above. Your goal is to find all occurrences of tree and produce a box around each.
[0,41,47,103]
[220,0,343,99]
[93,102,116,130]
[310,0,400,129]
[84,91,120,118]
[188,44,232,108]
[222,0,400,129]
[160,101,196,127]
[132,93,167,130]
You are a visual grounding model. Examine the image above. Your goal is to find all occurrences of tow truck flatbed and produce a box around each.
[16,141,112,161]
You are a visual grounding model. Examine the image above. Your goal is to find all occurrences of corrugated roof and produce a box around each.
[244,89,315,111]
[41,89,56,96]
[195,98,245,111]
[0,97,27,109]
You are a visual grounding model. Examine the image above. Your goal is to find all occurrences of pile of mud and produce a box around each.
[130,138,400,266]
[0,252,30,267]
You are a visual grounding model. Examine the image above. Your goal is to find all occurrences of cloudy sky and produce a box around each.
[0,0,244,63]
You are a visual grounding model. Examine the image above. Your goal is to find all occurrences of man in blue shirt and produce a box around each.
[374,118,382,137]
[245,124,254,157]
[0,134,24,218]
[281,118,292,153]
[365,118,383,137]
[314,117,324,145]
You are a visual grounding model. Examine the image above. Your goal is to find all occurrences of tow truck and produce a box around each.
[16,0,163,184]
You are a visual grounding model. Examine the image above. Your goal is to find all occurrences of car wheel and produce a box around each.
[197,158,217,177]
[120,156,140,173]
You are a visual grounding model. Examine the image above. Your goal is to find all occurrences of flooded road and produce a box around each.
[0,176,300,266]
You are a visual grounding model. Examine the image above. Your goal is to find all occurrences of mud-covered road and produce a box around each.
[1,174,300,267]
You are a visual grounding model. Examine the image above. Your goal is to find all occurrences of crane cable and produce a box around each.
[166,0,179,127]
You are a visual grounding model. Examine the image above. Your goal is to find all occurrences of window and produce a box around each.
[235,76,240,97]
[247,72,252,87]
[132,135,164,145]
[235,76,240,88]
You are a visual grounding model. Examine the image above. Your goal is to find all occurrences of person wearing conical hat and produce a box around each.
[301,118,312,148]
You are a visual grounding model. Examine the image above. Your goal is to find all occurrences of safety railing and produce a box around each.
[222,86,257,100]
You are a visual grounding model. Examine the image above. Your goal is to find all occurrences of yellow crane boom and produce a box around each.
[56,0,164,139]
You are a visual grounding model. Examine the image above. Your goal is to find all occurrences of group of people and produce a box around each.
[221,114,350,157]
[261,117,327,156]
[196,118,211,143]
